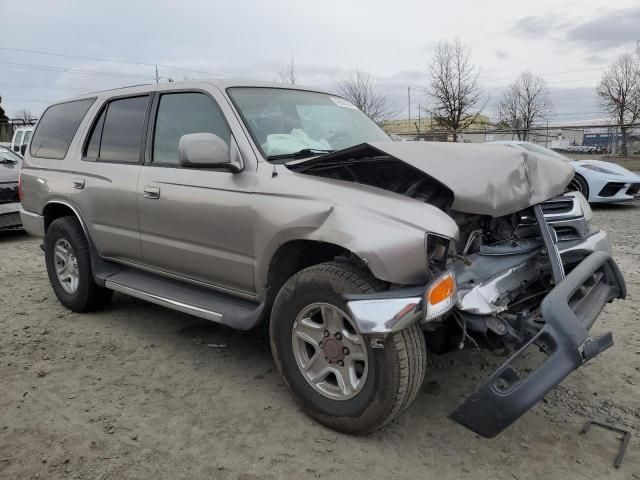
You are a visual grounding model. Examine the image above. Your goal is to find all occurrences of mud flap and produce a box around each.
[449,251,626,438]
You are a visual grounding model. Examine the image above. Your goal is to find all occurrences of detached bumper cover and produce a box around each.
[450,250,626,438]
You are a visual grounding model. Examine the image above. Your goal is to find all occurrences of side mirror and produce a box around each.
[178,133,241,171]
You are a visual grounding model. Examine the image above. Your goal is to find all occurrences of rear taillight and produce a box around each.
[18,170,23,202]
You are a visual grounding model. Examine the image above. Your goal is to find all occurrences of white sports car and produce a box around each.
[492,141,640,204]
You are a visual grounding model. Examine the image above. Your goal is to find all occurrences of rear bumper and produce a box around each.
[19,208,45,237]
[449,251,626,437]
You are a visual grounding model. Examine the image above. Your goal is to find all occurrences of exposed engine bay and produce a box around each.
[427,199,593,357]
[288,155,454,211]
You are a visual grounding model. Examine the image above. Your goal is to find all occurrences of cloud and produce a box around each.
[584,54,608,65]
[512,16,556,38]
[566,8,640,49]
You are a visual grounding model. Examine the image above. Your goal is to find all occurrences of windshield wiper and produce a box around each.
[267,148,335,161]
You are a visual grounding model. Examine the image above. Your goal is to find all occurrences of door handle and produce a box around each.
[143,185,160,199]
[72,177,85,189]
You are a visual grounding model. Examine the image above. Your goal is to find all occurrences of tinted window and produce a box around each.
[30,99,95,159]
[22,131,32,144]
[84,107,107,160]
[13,131,23,149]
[99,96,149,163]
[153,92,230,166]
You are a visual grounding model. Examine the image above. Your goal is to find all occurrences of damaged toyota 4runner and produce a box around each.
[20,81,626,437]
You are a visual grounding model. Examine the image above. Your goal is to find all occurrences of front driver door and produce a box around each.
[137,90,255,295]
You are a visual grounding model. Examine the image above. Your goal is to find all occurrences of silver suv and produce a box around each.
[20,80,626,437]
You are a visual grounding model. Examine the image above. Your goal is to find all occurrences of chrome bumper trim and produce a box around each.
[346,297,423,335]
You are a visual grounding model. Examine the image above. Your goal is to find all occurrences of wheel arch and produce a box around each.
[43,200,90,236]
[262,239,380,311]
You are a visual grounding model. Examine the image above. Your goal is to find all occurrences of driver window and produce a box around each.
[152,92,231,166]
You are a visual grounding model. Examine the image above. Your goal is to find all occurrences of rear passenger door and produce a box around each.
[137,90,255,295]
[71,94,151,263]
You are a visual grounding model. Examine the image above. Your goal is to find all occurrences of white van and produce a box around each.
[11,127,34,155]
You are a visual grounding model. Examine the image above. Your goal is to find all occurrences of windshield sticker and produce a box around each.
[330,97,357,109]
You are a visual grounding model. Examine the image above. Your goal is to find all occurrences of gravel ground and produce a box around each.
[1,203,639,480]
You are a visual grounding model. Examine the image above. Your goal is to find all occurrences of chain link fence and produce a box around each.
[394,123,640,156]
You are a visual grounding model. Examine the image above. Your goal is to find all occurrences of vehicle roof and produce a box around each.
[13,126,33,132]
[54,79,335,104]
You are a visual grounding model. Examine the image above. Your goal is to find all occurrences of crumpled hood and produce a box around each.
[291,142,575,217]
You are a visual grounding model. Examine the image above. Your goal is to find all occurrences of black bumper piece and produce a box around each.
[449,251,626,438]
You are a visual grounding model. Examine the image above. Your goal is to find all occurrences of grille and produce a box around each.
[540,198,575,216]
[553,226,581,242]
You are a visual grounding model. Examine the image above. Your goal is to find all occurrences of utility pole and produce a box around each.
[407,86,411,137]
[155,65,159,84]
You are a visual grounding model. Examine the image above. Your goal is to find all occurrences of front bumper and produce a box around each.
[450,250,626,437]
[0,202,22,230]
[588,177,640,203]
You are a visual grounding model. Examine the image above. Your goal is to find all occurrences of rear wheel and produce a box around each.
[270,261,427,433]
[567,174,590,199]
[45,216,113,312]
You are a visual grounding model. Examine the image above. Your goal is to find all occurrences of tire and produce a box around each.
[44,216,113,312]
[567,174,590,200]
[270,261,427,433]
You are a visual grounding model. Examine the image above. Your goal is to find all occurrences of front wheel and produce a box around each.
[567,174,590,199]
[270,262,427,433]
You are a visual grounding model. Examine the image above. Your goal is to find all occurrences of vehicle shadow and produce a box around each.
[591,201,640,212]
[0,229,28,243]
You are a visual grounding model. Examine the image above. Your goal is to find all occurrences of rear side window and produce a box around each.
[23,131,32,144]
[152,92,230,166]
[84,95,149,163]
[30,98,95,159]
[13,131,23,151]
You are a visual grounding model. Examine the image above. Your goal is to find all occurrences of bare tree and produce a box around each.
[278,55,297,85]
[597,53,640,155]
[14,108,35,125]
[425,39,484,141]
[0,96,8,122]
[337,69,395,124]
[498,71,552,140]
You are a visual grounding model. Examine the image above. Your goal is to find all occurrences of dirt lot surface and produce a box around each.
[1,203,639,480]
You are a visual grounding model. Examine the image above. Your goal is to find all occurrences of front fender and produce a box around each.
[253,198,457,294]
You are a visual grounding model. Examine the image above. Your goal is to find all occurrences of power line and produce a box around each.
[480,67,605,83]
[1,97,53,104]
[0,46,228,78]
[0,61,156,80]
[0,81,92,92]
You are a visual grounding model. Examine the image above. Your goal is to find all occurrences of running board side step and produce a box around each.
[103,268,265,330]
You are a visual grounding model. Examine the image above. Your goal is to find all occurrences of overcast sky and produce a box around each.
[1,0,639,124]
